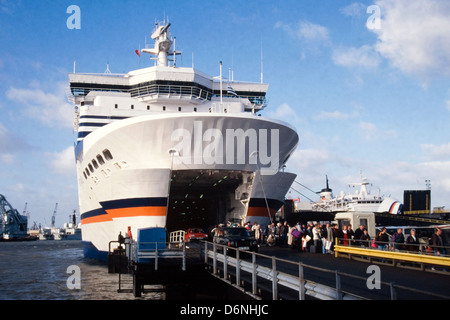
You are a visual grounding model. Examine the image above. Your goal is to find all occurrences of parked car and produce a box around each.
[213,227,258,252]
[184,228,209,243]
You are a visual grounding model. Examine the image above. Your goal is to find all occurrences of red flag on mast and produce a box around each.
[135,50,141,57]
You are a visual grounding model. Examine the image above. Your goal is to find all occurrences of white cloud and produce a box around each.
[313,107,360,121]
[0,153,14,164]
[296,21,329,43]
[372,0,450,81]
[274,20,330,44]
[0,122,29,163]
[332,45,380,69]
[359,121,378,140]
[6,82,73,128]
[0,0,18,15]
[421,143,450,161]
[339,2,367,18]
[314,110,349,120]
[265,103,301,123]
[358,121,398,141]
[48,146,76,176]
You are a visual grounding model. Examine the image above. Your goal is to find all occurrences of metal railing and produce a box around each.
[335,237,450,258]
[200,241,450,300]
[334,237,450,273]
[201,241,364,300]
[130,84,212,101]
[130,241,186,271]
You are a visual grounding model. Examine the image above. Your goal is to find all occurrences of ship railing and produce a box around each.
[169,230,186,245]
[201,240,450,300]
[130,83,211,101]
[130,240,186,271]
[336,237,450,256]
[334,237,450,272]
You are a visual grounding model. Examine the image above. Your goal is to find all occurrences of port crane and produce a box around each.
[0,194,28,239]
[51,203,58,228]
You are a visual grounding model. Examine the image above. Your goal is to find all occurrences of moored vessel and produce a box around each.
[68,21,299,260]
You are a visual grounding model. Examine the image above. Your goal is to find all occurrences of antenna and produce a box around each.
[231,48,234,81]
[73,61,76,73]
[219,61,223,106]
[260,36,264,84]
[173,37,176,67]
[104,63,111,74]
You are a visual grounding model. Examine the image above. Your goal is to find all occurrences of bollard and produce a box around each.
[213,242,217,275]
[223,246,228,281]
[335,270,342,300]
[390,282,397,300]
[272,257,278,300]
[236,249,241,286]
[252,252,257,295]
[299,263,305,300]
[182,241,186,271]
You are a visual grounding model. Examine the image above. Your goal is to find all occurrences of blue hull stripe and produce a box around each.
[82,241,108,261]
[248,198,284,210]
[80,197,167,221]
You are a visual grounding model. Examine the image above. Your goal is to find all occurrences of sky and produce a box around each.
[1,0,450,227]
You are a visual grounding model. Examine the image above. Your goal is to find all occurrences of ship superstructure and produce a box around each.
[311,174,403,214]
[68,21,299,259]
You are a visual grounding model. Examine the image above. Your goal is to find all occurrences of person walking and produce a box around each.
[360,228,371,247]
[376,227,389,250]
[325,223,333,254]
[254,224,263,245]
[342,225,349,246]
[431,228,447,271]
[280,221,289,247]
[392,228,405,251]
[406,229,420,252]
[354,224,365,246]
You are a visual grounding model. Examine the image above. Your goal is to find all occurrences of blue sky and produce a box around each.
[1,0,450,226]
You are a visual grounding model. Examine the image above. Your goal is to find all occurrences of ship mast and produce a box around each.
[140,21,181,67]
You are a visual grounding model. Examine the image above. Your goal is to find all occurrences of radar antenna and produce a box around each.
[141,22,181,67]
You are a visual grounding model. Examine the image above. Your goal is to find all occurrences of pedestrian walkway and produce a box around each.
[258,246,450,299]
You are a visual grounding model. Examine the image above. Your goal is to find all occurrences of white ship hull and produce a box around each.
[70,21,300,260]
[78,113,298,259]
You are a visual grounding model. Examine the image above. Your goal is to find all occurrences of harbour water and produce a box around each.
[0,240,161,300]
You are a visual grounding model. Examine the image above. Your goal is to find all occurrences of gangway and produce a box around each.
[109,227,198,297]
[201,241,450,300]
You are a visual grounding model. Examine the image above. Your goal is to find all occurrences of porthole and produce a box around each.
[103,149,113,160]
[96,154,105,165]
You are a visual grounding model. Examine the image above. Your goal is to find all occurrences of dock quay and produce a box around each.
[109,231,450,300]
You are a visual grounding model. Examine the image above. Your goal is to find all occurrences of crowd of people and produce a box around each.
[240,220,448,257]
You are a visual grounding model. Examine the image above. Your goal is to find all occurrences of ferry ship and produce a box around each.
[68,21,299,259]
[311,173,403,214]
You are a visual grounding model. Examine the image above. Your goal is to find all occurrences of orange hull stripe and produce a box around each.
[247,207,278,217]
[81,206,166,225]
